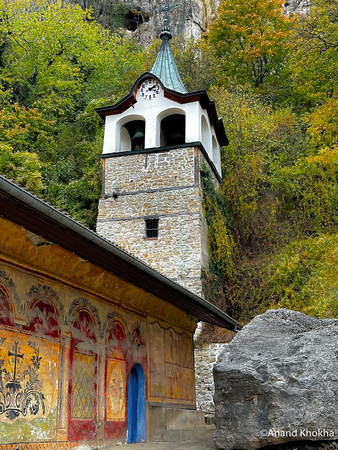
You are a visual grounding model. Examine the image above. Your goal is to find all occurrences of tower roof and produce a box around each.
[150,20,187,93]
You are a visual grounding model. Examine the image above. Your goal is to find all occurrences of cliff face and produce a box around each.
[123,0,311,46]
[123,0,221,46]
[73,0,309,47]
[73,0,221,46]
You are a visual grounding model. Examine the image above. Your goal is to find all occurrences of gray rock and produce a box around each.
[213,309,338,449]
[284,0,311,16]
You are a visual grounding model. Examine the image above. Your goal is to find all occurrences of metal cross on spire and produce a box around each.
[158,0,178,34]
[150,0,187,93]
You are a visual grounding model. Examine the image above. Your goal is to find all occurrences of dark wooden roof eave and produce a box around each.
[0,177,242,331]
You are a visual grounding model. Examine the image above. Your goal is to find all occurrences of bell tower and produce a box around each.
[95,16,228,297]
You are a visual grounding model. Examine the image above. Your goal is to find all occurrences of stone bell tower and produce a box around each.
[95,17,228,297]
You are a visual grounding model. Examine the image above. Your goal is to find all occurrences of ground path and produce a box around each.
[107,425,215,449]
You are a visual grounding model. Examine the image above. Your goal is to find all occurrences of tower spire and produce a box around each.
[150,0,187,93]
[160,0,172,39]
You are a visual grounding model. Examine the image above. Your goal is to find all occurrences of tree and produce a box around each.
[0,0,145,228]
[0,103,55,158]
[288,0,338,108]
[307,98,338,149]
[171,37,220,92]
[0,143,43,192]
[206,0,295,95]
[272,145,338,235]
[2,0,144,122]
[211,86,310,251]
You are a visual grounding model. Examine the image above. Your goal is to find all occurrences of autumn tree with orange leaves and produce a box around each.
[206,0,295,93]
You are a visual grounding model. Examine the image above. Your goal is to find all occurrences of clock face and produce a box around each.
[139,78,161,100]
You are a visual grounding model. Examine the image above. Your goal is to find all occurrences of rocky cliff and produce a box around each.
[73,0,310,46]
[124,0,221,46]
[73,0,219,46]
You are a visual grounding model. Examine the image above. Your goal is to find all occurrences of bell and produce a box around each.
[131,124,145,151]
[167,129,185,145]
[131,124,145,141]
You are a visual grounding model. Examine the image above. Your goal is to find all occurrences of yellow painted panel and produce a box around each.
[148,322,165,398]
[180,367,195,401]
[0,327,60,443]
[165,363,181,399]
[71,352,95,420]
[106,359,126,421]
[165,328,179,364]
[180,333,193,368]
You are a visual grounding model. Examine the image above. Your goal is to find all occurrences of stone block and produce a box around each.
[214,309,338,449]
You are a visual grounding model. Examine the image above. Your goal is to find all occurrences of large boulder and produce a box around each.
[213,309,338,449]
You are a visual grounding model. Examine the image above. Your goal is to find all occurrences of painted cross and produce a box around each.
[8,341,24,381]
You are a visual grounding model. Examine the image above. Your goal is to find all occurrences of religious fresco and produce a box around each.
[148,321,194,404]
[0,254,196,446]
[0,327,60,444]
[69,310,98,441]
[106,358,126,421]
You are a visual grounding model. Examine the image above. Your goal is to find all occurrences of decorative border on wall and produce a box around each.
[67,297,102,337]
[26,284,66,327]
[0,271,21,315]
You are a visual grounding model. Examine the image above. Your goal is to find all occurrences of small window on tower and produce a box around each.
[145,218,159,239]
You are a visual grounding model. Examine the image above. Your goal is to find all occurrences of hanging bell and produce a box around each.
[131,124,145,140]
[167,129,185,146]
[131,124,145,150]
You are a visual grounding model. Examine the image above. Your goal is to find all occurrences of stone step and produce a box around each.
[163,425,215,443]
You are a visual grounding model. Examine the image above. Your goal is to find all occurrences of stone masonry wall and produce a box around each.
[194,343,228,416]
[96,147,209,297]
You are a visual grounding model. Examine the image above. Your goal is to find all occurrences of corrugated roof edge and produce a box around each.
[0,175,242,331]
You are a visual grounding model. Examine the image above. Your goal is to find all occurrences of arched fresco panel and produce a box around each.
[105,321,127,438]
[28,300,60,338]
[69,309,98,441]
[0,294,61,444]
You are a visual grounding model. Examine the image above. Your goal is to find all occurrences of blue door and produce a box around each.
[127,364,146,443]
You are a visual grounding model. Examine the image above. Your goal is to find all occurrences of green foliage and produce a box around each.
[1,0,144,121]
[0,103,55,158]
[0,0,145,228]
[171,37,220,92]
[225,234,338,323]
[272,145,338,235]
[0,142,43,192]
[273,234,338,318]
[288,0,338,108]
[206,0,295,94]
[43,102,104,229]
[201,164,236,316]
[201,83,336,324]
[201,165,234,275]
[213,86,310,251]
[307,98,338,149]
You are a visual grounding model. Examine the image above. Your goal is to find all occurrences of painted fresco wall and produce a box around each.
[0,220,196,447]
[148,321,195,405]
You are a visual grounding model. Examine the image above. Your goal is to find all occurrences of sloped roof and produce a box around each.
[150,29,187,94]
[0,175,241,331]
